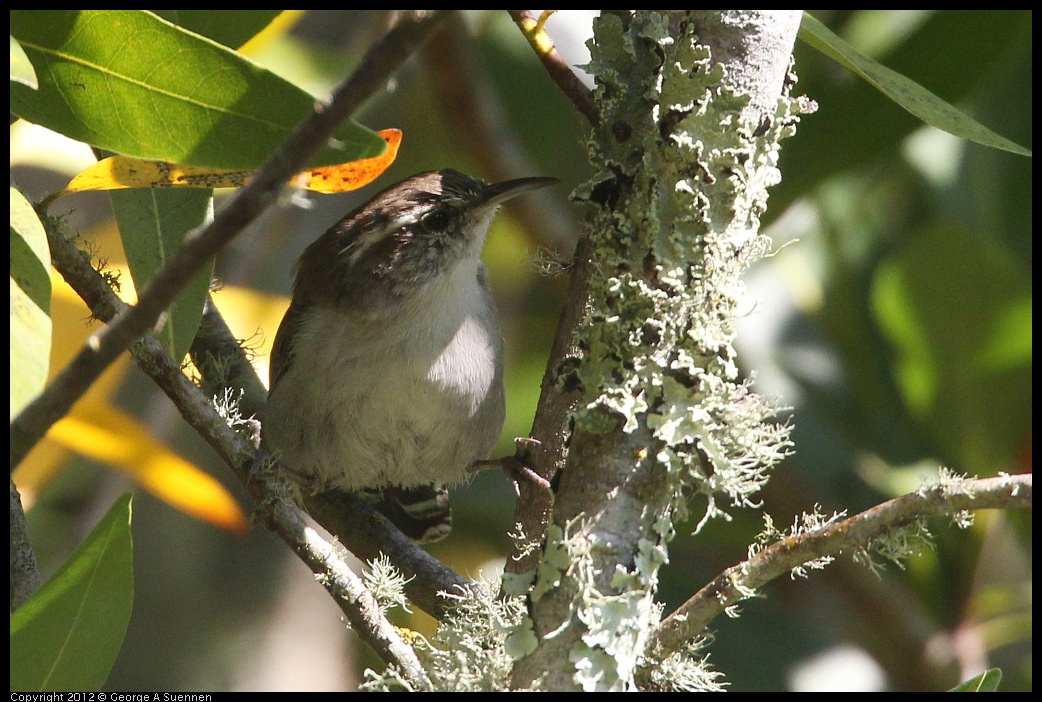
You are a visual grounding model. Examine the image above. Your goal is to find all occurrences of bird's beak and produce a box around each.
[475,176,559,212]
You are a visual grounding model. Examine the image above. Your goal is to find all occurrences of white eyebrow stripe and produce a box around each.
[338,211,424,263]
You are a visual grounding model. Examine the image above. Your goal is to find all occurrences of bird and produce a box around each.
[264,169,556,542]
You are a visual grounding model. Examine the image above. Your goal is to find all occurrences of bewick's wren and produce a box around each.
[264,169,556,543]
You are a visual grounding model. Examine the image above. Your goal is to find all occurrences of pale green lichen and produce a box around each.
[854,518,935,576]
[751,509,844,579]
[642,639,727,692]
[922,467,974,528]
[573,12,796,533]
[569,592,657,691]
[362,554,412,615]
[521,11,803,691]
[361,579,527,692]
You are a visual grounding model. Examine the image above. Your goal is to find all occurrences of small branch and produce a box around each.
[645,473,1033,659]
[504,235,595,574]
[10,479,42,611]
[190,295,270,421]
[508,10,598,127]
[9,10,450,470]
[44,228,433,689]
[424,13,578,249]
[304,490,470,618]
[264,496,435,690]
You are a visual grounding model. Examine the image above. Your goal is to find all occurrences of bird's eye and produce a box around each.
[421,209,450,232]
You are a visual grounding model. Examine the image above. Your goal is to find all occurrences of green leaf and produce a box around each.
[111,188,213,364]
[9,10,387,169]
[949,667,1002,692]
[799,12,1032,157]
[10,494,134,692]
[10,186,51,421]
[10,35,38,89]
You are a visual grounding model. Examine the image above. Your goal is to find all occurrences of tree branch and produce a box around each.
[496,9,606,575]
[508,10,598,127]
[508,11,805,691]
[644,473,1033,660]
[9,479,41,611]
[504,235,595,574]
[9,10,450,470]
[303,490,470,618]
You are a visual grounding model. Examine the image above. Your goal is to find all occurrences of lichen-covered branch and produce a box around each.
[643,472,1033,665]
[507,11,805,691]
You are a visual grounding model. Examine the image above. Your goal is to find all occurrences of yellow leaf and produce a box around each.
[64,159,253,193]
[237,11,306,54]
[298,128,403,193]
[49,413,249,533]
[60,128,402,196]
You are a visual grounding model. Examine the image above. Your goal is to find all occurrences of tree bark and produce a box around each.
[508,11,804,691]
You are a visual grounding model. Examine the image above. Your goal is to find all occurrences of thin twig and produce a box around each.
[644,473,1033,659]
[504,235,595,574]
[9,10,450,470]
[508,10,598,127]
[189,295,270,421]
[423,13,578,249]
[494,9,605,574]
[304,490,470,618]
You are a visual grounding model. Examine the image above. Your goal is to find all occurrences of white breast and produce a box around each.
[265,258,506,492]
